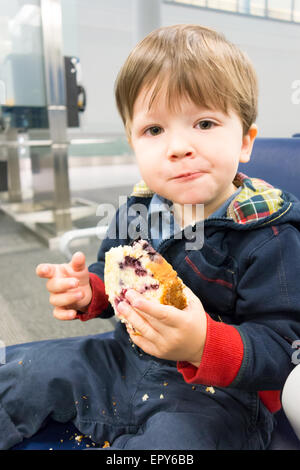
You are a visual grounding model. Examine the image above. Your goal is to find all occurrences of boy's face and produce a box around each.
[129,84,257,218]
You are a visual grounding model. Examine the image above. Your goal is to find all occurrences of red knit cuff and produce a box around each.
[177,313,244,387]
[75,272,109,322]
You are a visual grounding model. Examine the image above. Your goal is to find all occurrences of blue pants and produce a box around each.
[0,322,274,450]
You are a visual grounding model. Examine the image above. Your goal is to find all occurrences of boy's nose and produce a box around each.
[167,132,196,160]
[168,150,195,160]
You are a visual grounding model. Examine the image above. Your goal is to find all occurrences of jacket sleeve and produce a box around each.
[178,224,300,392]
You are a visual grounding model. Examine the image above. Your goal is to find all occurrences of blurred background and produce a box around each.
[0,0,300,346]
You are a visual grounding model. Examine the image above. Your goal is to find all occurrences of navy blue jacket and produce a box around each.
[85,174,300,412]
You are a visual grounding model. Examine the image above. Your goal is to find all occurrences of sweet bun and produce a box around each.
[104,239,187,314]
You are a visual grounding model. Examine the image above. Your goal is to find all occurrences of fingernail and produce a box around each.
[76,291,83,298]
[125,290,136,301]
[126,291,140,307]
[118,301,127,311]
[70,279,78,288]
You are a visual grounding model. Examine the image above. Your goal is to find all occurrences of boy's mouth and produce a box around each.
[172,170,205,181]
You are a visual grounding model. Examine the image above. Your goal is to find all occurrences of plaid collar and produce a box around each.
[131,172,284,225]
[227,173,284,224]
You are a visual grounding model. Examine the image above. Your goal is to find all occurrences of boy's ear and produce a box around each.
[239,124,258,163]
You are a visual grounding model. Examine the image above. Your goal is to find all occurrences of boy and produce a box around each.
[2,24,300,450]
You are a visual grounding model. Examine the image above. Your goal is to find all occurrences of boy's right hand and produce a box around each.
[36,251,92,320]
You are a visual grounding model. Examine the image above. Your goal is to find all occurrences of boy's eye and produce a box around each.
[196,120,215,130]
[145,126,163,136]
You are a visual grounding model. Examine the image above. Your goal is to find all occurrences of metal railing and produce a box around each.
[166,0,300,23]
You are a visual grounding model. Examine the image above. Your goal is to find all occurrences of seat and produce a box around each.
[8,137,300,449]
[239,137,300,200]
[12,420,94,450]
[239,137,300,449]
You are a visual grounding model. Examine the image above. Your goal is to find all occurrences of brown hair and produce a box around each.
[115,24,258,137]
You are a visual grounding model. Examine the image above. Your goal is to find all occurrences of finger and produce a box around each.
[127,328,159,357]
[46,277,79,294]
[125,289,177,323]
[53,307,77,321]
[36,264,56,279]
[182,286,198,305]
[71,252,86,272]
[116,301,157,340]
[49,290,83,308]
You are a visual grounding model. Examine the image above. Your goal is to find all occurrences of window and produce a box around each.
[238,0,251,14]
[248,0,266,17]
[267,0,292,21]
[293,0,300,22]
[207,0,238,12]
[167,0,300,22]
[171,0,206,6]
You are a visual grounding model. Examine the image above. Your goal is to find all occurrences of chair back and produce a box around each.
[239,138,300,200]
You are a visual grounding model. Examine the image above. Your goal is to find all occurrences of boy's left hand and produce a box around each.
[116,287,207,366]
